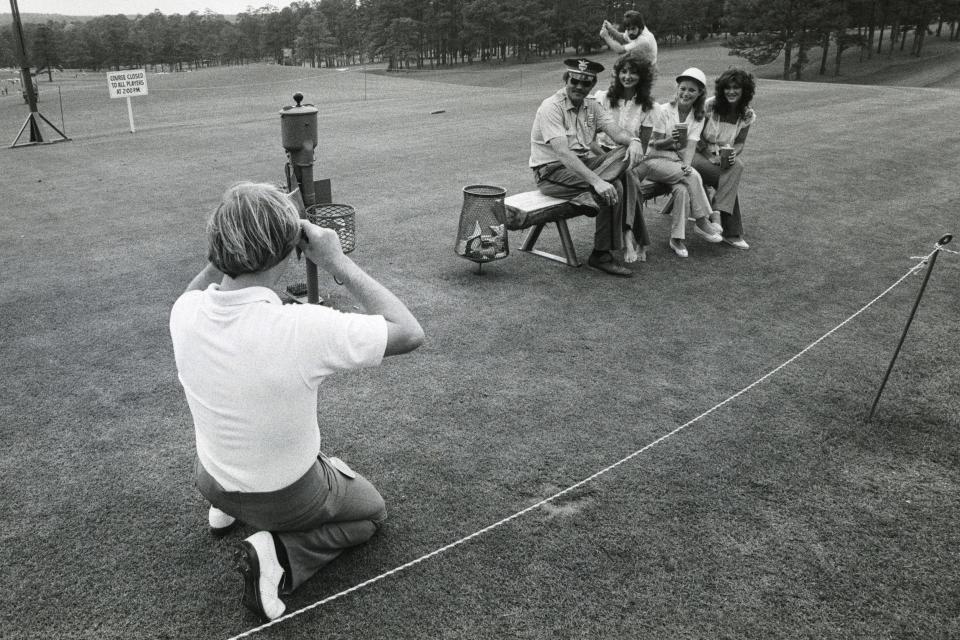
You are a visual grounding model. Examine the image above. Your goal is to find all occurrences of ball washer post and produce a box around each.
[280,93,320,304]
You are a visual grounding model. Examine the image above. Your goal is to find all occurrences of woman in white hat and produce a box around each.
[643,67,721,258]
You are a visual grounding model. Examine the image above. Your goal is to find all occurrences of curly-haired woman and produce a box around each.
[692,69,757,249]
[592,52,658,261]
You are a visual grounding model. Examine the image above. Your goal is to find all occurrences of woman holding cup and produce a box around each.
[644,67,721,258]
[692,69,757,249]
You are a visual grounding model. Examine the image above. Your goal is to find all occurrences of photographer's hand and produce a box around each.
[298,220,349,275]
[297,220,424,356]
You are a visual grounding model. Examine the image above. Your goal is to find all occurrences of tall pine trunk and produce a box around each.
[782,40,792,79]
[876,15,886,53]
[794,36,807,80]
[819,32,830,74]
[834,33,845,75]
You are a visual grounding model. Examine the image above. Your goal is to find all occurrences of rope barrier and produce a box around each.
[225,241,952,640]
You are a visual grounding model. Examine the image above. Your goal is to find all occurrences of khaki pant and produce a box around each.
[196,455,386,591]
[642,157,714,241]
[533,147,630,252]
[691,152,745,238]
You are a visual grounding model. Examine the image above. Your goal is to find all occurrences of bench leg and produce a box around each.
[555,219,581,267]
[519,223,544,252]
[517,219,581,267]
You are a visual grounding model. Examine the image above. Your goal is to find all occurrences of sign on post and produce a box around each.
[106,69,148,133]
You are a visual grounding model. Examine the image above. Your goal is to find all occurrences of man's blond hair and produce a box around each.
[207,182,300,278]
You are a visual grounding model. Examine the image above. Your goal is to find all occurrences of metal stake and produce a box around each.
[867,233,953,421]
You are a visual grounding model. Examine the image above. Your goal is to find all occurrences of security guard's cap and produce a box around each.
[563,58,604,79]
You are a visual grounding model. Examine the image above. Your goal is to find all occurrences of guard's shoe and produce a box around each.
[694,218,722,243]
[587,251,633,277]
[723,236,750,250]
[235,532,286,621]
[669,238,688,258]
[208,506,237,536]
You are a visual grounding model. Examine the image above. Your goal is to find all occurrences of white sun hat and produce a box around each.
[675,67,707,88]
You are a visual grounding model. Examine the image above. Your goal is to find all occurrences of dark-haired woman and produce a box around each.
[592,53,657,262]
[692,69,757,249]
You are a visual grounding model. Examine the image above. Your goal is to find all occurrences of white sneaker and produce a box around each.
[709,211,723,234]
[208,506,237,535]
[693,218,722,243]
[236,532,286,621]
[723,236,750,250]
[669,238,688,258]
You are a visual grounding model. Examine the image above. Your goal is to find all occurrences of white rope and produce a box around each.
[225,243,950,640]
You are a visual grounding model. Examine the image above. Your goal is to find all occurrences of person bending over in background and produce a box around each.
[644,67,723,259]
[529,57,647,277]
[591,51,658,263]
[692,68,758,250]
[169,182,424,621]
[600,10,658,65]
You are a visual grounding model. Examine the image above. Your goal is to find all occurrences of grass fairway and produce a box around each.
[1,43,959,640]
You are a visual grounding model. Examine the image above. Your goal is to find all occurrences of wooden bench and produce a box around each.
[504,181,672,267]
[503,191,583,266]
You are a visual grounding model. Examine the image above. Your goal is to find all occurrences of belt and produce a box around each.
[532,161,563,181]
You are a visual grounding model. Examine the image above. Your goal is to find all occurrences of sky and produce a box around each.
[11,1,287,16]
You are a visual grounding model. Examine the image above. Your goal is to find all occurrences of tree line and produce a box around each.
[1,0,958,81]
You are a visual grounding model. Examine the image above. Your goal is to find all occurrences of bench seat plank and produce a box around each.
[505,181,673,268]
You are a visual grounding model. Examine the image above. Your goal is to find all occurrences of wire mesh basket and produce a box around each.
[308,203,356,254]
[455,185,508,263]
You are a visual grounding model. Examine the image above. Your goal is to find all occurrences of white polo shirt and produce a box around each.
[170,284,387,492]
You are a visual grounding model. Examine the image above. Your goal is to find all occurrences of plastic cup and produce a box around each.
[719,145,734,169]
[674,123,688,147]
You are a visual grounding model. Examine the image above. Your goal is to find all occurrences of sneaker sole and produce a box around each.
[235,543,269,621]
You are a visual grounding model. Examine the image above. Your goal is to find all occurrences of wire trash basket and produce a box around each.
[308,203,356,254]
[455,185,508,263]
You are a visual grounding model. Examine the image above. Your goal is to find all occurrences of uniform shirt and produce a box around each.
[623,28,658,64]
[593,89,657,150]
[529,88,616,167]
[701,96,757,162]
[170,284,387,492]
[646,100,706,160]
